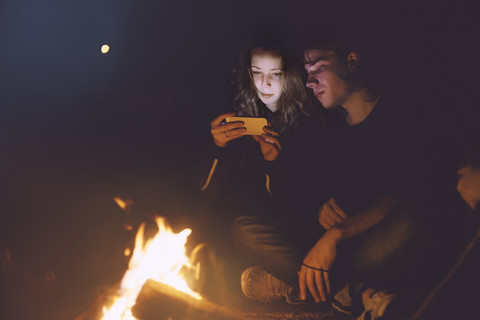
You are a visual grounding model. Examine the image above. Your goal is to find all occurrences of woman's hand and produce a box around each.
[252,126,281,161]
[210,113,246,147]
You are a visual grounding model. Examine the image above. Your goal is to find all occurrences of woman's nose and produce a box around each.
[261,74,271,87]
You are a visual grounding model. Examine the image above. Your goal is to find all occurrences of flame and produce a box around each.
[113,197,128,211]
[102,216,201,320]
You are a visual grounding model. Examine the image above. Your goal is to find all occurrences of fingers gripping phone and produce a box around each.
[225,117,268,135]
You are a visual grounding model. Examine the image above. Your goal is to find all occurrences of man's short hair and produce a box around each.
[296,25,360,59]
[295,25,383,100]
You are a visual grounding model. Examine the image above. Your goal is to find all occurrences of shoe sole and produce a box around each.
[240,266,258,300]
[332,300,354,316]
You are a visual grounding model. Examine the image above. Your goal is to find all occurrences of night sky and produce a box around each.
[1,0,479,317]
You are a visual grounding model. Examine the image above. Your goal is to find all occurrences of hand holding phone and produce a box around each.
[252,126,282,161]
[210,112,247,147]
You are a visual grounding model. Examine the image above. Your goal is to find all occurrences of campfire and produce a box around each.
[101,214,201,320]
[73,198,249,320]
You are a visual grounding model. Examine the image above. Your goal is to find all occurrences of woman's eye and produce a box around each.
[252,71,262,75]
[271,72,283,78]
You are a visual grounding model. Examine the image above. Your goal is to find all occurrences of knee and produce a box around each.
[230,216,255,248]
[231,215,269,250]
[352,206,421,273]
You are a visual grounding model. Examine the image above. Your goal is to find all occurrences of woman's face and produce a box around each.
[250,49,283,112]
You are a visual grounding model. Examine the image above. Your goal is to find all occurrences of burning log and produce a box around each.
[133,279,244,320]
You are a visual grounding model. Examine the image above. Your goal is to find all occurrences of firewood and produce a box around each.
[133,279,245,320]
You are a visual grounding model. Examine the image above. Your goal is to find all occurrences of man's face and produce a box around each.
[304,49,352,109]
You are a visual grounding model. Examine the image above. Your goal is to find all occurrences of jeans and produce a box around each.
[231,203,421,293]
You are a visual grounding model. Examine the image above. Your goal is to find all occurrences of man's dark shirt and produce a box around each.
[306,96,424,217]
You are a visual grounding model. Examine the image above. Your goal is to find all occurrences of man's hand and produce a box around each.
[210,113,247,147]
[300,197,396,303]
[252,126,281,161]
[457,165,480,210]
[298,229,341,303]
[318,198,347,230]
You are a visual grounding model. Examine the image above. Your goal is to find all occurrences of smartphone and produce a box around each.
[225,117,268,135]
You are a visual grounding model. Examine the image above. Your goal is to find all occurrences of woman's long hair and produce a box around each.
[232,46,311,136]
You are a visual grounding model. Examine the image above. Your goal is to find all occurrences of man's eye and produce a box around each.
[313,65,327,74]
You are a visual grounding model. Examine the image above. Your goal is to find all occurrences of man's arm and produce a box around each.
[332,196,398,239]
[299,196,398,302]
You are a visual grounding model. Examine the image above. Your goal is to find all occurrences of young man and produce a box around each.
[232,37,426,319]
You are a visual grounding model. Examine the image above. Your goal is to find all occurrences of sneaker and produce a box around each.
[357,290,398,320]
[240,266,298,304]
[332,282,354,315]
[332,280,364,316]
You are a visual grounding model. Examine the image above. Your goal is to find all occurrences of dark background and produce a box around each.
[1,0,479,318]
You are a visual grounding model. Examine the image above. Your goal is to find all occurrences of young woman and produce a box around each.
[200,41,316,224]
[209,45,310,159]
